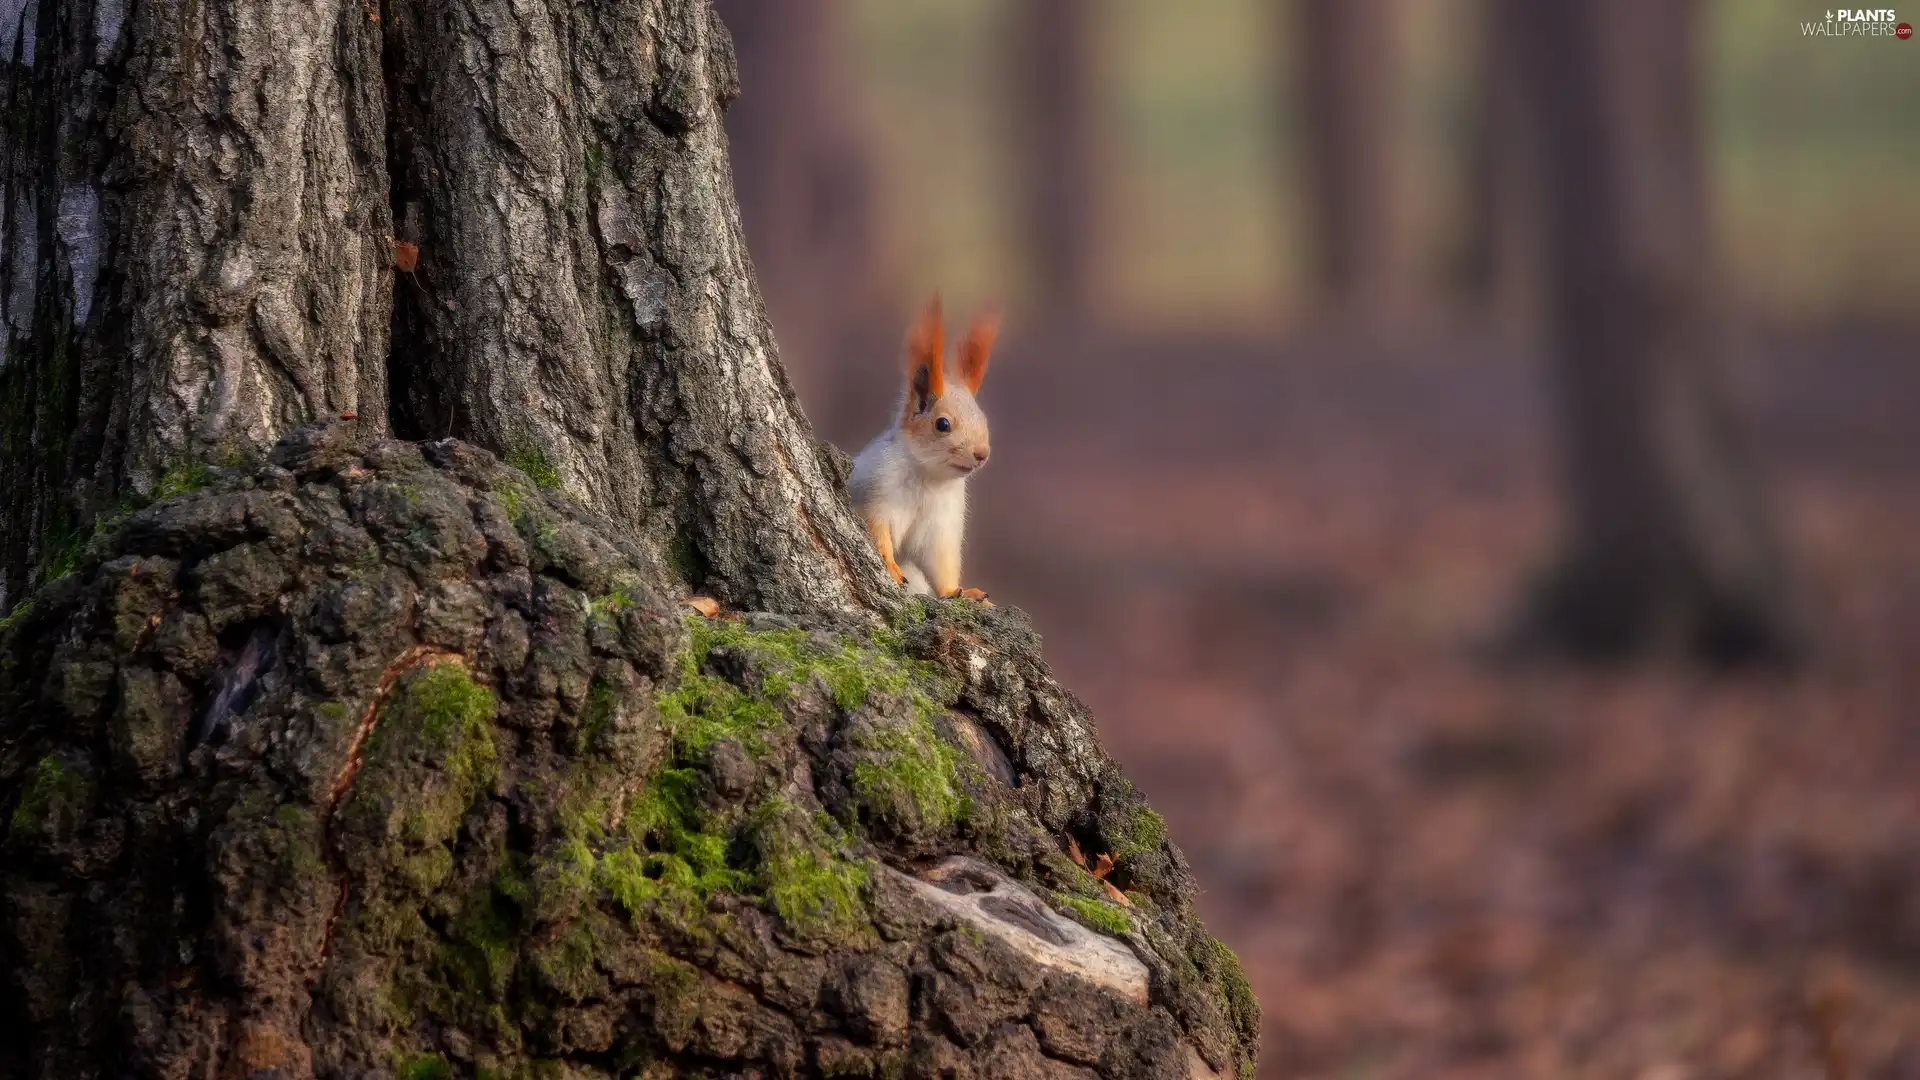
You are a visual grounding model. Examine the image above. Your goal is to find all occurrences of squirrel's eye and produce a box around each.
[935,416,952,433]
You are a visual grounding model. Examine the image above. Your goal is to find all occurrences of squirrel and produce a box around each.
[849,295,998,602]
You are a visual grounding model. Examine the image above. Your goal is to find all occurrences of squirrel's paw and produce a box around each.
[887,566,908,586]
[958,587,992,605]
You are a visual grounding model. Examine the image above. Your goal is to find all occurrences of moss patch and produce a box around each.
[505,445,561,491]
[689,616,949,713]
[395,1051,455,1080]
[576,679,619,753]
[8,754,89,838]
[1108,804,1170,861]
[587,588,635,626]
[654,623,785,755]
[850,712,968,835]
[154,462,212,501]
[0,597,34,636]
[658,615,956,757]
[600,766,749,918]
[1198,935,1260,1074]
[402,663,500,796]
[273,803,326,881]
[752,801,870,940]
[1053,892,1132,937]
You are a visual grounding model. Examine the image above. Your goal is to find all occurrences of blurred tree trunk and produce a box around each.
[1513,0,1795,661]
[715,0,884,433]
[1016,0,1098,320]
[0,0,889,618]
[1458,0,1541,333]
[1292,0,1401,318]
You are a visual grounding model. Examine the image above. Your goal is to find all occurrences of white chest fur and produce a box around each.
[849,430,971,595]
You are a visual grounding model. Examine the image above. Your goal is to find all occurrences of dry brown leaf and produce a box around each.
[1101,879,1135,909]
[1066,836,1087,868]
[1092,853,1115,881]
[684,596,720,617]
[392,240,419,273]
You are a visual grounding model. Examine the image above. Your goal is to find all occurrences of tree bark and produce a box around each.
[0,0,392,610]
[714,0,883,434]
[1,0,887,617]
[1290,0,1401,317]
[1015,0,1098,320]
[0,2,1260,1078]
[1512,0,1796,661]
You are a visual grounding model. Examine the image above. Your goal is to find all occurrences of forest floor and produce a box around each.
[892,323,1920,1080]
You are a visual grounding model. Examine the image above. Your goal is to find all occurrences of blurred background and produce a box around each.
[716,0,1920,1075]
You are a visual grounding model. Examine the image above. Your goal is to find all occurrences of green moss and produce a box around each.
[316,700,348,722]
[575,679,618,753]
[41,522,86,583]
[584,141,607,181]
[344,662,499,914]
[1108,804,1170,861]
[587,588,634,625]
[531,920,600,1002]
[658,614,954,758]
[435,857,533,1030]
[753,801,869,940]
[594,847,657,912]
[274,803,326,881]
[850,712,968,834]
[494,478,533,524]
[764,844,868,939]
[8,755,87,838]
[403,663,499,794]
[655,659,783,755]
[505,444,561,491]
[154,461,212,500]
[448,883,520,1000]
[604,767,748,917]
[395,1051,455,1080]
[0,598,33,636]
[1197,935,1260,1075]
[1053,892,1132,937]
[638,950,705,1048]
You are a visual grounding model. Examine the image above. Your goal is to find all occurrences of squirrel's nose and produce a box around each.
[973,448,990,464]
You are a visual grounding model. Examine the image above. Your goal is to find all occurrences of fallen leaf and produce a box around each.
[392,240,418,273]
[1067,836,1087,868]
[1092,853,1115,881]
[684,596,720,617]
[1101,879,1135,908]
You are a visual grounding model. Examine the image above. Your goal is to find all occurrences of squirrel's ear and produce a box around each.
[903,294,945,417]
[957,308,999,394]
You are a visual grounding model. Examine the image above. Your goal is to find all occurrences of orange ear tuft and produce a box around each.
[957,308,999,394]
[903,294,946,419]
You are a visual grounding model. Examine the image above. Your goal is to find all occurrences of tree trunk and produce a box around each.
[1458,0,1541,334]
[1290,0,1401,318]
[0,2,1260,1078]
[1,0,886,617]
[0,0,393,611]
[713,0,882,435]
[1512,0,1796,661]
[1015,0,1097,320]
